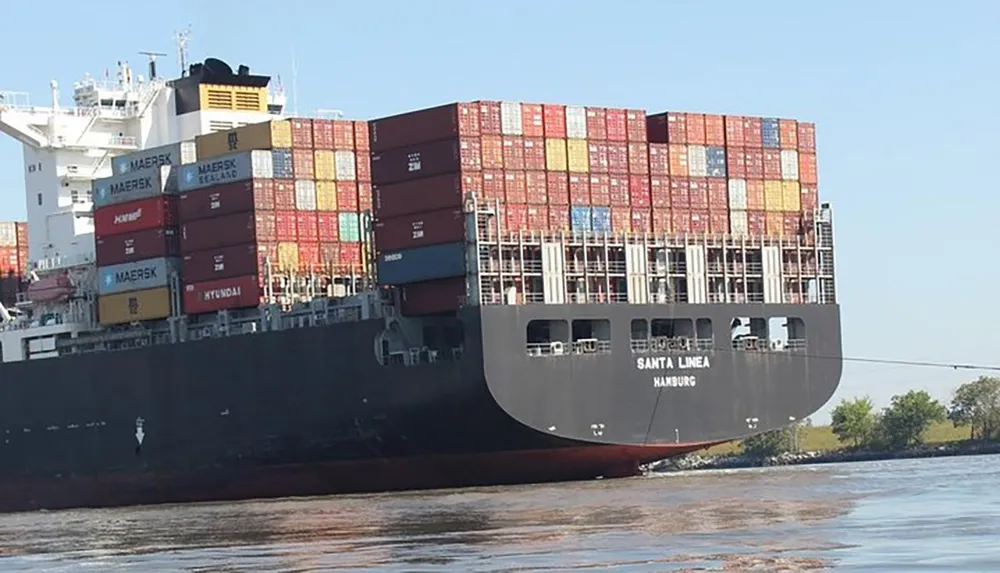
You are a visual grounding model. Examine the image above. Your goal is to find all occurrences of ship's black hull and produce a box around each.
[0,303,842,513]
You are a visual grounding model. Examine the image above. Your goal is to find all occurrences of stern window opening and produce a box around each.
[571,319,611,355]
[526,319,569,357]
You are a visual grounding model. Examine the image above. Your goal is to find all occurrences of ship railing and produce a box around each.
[571,338,612,355]
[730,336,807,352]
[649,293,686,304]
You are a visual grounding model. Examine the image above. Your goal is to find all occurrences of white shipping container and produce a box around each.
[0,222,15,247]
[727,179,748,211]
[295,180,317,211]
[335,150,356,181]
[178,150,273,193]
[781,149,799,180]
[730,210,749,236]
[566,106,588,139]
[500,101,523,136]
[687,145,708,177]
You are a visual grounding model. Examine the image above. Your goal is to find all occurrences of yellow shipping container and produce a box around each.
[277,242,300,271]
[314,149,336,181]
[566,139,589,173]
[198,84,267,113]
[781,181,801,212]
[316,181,338,211]
[195,120,293,160]
[545,138,568,172]
[98,287,171,326]
[764,180,784,212]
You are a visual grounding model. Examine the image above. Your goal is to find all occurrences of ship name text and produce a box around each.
[636,356,711,371]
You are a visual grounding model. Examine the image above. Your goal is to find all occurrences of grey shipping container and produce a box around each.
[377,241,467,286]
[111,141,197,176]
[97,257,180,296]
[92,165,178,209]
[178,150,274,193]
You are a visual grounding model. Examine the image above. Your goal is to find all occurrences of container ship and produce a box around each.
[0,48,842,513]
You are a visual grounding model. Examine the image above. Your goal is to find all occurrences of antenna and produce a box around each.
[175,27,192,76]
[139,50,167,80]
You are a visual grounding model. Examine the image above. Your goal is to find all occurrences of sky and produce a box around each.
[0,1,997,423]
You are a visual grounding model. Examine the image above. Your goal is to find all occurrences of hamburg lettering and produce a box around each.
[635,355,711,370]
[113,208,143,225]
[203,286,242,301]
[109,176,153,197]
[653,376,697,388]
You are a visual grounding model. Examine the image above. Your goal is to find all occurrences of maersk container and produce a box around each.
[338,212,361,242]
[272,149,294,179]
[762,118,780,148]
[570,206,591,232]
[591,206,611,233]
[705,146,727,178]
[92,165,178,209]
[97,256,180,296]
[377,241,467,286]
[178,150,274,193]
[111,141,196,176]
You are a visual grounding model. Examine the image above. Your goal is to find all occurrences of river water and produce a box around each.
[0,455,997,571]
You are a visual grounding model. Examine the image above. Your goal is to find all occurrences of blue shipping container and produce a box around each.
[706,146,727,178]
[570,206,591,232]
[338,212,361,242]
[272,149,293,179]
[377,242,466,286]
[591,206,611,234]
[178,150,273,193]
[762,118,780,148]
[92,164,177,209]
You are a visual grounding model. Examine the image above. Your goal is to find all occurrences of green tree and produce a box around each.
[948,376,1000,440]
[875,390,947,451]
[740,426,795,457]
[830,396,876,448]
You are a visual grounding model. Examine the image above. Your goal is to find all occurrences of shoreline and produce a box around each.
[648,440,1000,473]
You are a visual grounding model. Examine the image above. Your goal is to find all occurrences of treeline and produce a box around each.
[740,376,1000,457]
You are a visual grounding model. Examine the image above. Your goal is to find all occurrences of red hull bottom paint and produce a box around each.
[2,443,712,513]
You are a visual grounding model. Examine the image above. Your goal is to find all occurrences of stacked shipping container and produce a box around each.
[178,117,372,315]
[0,221,29,307]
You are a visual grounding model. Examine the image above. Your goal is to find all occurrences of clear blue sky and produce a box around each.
[0,1,997,423]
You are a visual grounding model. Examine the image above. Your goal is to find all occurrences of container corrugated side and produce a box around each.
[97,257,180,296]
[724,115,745,146]
[543,104,567,138]
[296,212,319,242]
[374,208,465,252]
[95,227,180,267]
[781,181,801,211]
[746,180,765,211]
[570,206,591,232]
[195,120,292,160]
[685,113,706,145]
[183,243,260,284]
[93,165,178,208]
[626,110,646,142]
[502,136,525,171]
[606,143,628,174]
[94,196,179,239]
[763,181,784,211]
[762,118,780,148]
[500,101,523,136]
[545,138,568,171]
[335,150,357,181]
[798,152,818,184]
[98,286,172,326]
[370,138,479,186]
[797,122,816,152]
[649,143,669,175]
[705,146,726,178]
[727,179,748,210]
[779,119,798,149]
[669,144,689,177]
[521,103,544,137]
[314,149,336,181]
[369,102,480,153]
[606,108,627,141]
[377,242,467,285]
[524,137,546,170]
[566,106,587,139]
[112,141,197,176]
[567,139,589,172]
[338,212,361,242]
[704,115,725,146]
[316,181,337,211]
[183,274,264,315]
[178,179,274,223]
[586,107,607,140]
[373,172,465,219]
[729,209,749,236]
[400,277,467,316]
[0,222,16,248]
[180,211,275,253]
[333,120,355,149]
[780,149,799,180]
[592,206,611,233]
[312,119,334,150]
[687,145,708,177]
[295,180,318,211]
[272,149,293,179]
[178,150,274,193]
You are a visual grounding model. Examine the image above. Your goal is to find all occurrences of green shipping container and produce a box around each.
[338,212,361,243]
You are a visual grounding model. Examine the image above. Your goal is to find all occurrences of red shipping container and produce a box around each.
[184,274,264,315]
[312,119,334,150]
[606,108,627,141]
[0,246,17,275]
[482,170,504,202]
[356,152,372,182]
[784,213,802,236]
[688,178,709,209]
[504,203,528,232]
[709,210,729,234]
[298,241,320,271]
[611,206,631,233]
[762,150,782,179]
[257,241,277,271]
[590,175,611,206]
[608,175,629,206]
[668,144,689,177]
[724,115,745,147]
[652,208,671,233]
[746,180,766,211]
[369,102,479,153]
[744,117,763,148]
[523,137,546,170]
[626,110,646,142]
[181,211,275,253]
[630,209,652,233]
[461,172,483,199]
[588,142,609,173]
[708,179,728,211]
[337,181,359,211]
[672,210,692,234]
[546,172,569,205]
[178,179,274,223]
[290,118,313,148]
[586,107,607,140]
[797,122,816,152]
[292,148,315,179]
[646,113,667,143]
[778,119,797,150]
[685,113,707,145]
[501,136,525,171]
[667,112,687,144]
[704,114,725,146]
[747,211,767,235]
[354,121,370,150]
[373,172,463,219]
[504,171,527,203]
[525,205,548,231]
[338,243,363,273]
[477,100,501,135]
[400,276,467,316]
[800,185,818,212]
[607,143,628,174]
[296,212,319,242]
[525,171,548,205]
[482,135,504,170]
[627,142,649,174]
[670,179,690,209]
[690,210,710,234]
[95,227,180,267]
[727,146,747,179]
[370,137,481,186]
[358,182,372,211]
[375,208,464,252]
[628,175,650,207]
[332,120,355,149]
[521,103,545,137]
[549,204,570,232]
[745,149,765,179]
[15,222,27,247]
[317,212,339,240]
[799,153,818,185]
[649,143,670,176]
[319,242,339,266]
[275,210,297,242]
[183,243,260,284]
[650,176,670,208]
[274,180,295,210]
[94,195,178,239]
[542,104,567,138]
[569,174,592,204]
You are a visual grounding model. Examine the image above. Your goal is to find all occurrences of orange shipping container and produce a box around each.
[504,204,528,232]
[685,113,706,145]
[747,210,767,235]
[338,243,363,273]
[626,109,646,142]
[799,152,818,185]
[296,212,319,242]
[762,150,782,179]
[482,170,504,202]
[299,241,320,271]
[704,114,725,146]
[630,209,652,233]
[709,210,729,234]
[707,179,728,211]
[482,135,504,170]
[358,182,372,213]
[526,205,547,231]
[586,107,607,140]
[502,136,526,171]
[690,210,710,234]
[333,120,354,149]
[765,212,784,236]
[652,208,671,233]
[724,115,745,147]
[746,179,765,211]
[797,122,816,152]
[672,210,692,234]
[611,206,630,233]
[354,121,370,150]
[668,144,689,177]
[606,108,627,141]
[589,175,610,206]
[293,149,315,179]
[779,119,798,150]
[504,171,528,203]
[317,212,339,240]
[521,103,544,137]
[783,213,802,236]
[800,185,818,212]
